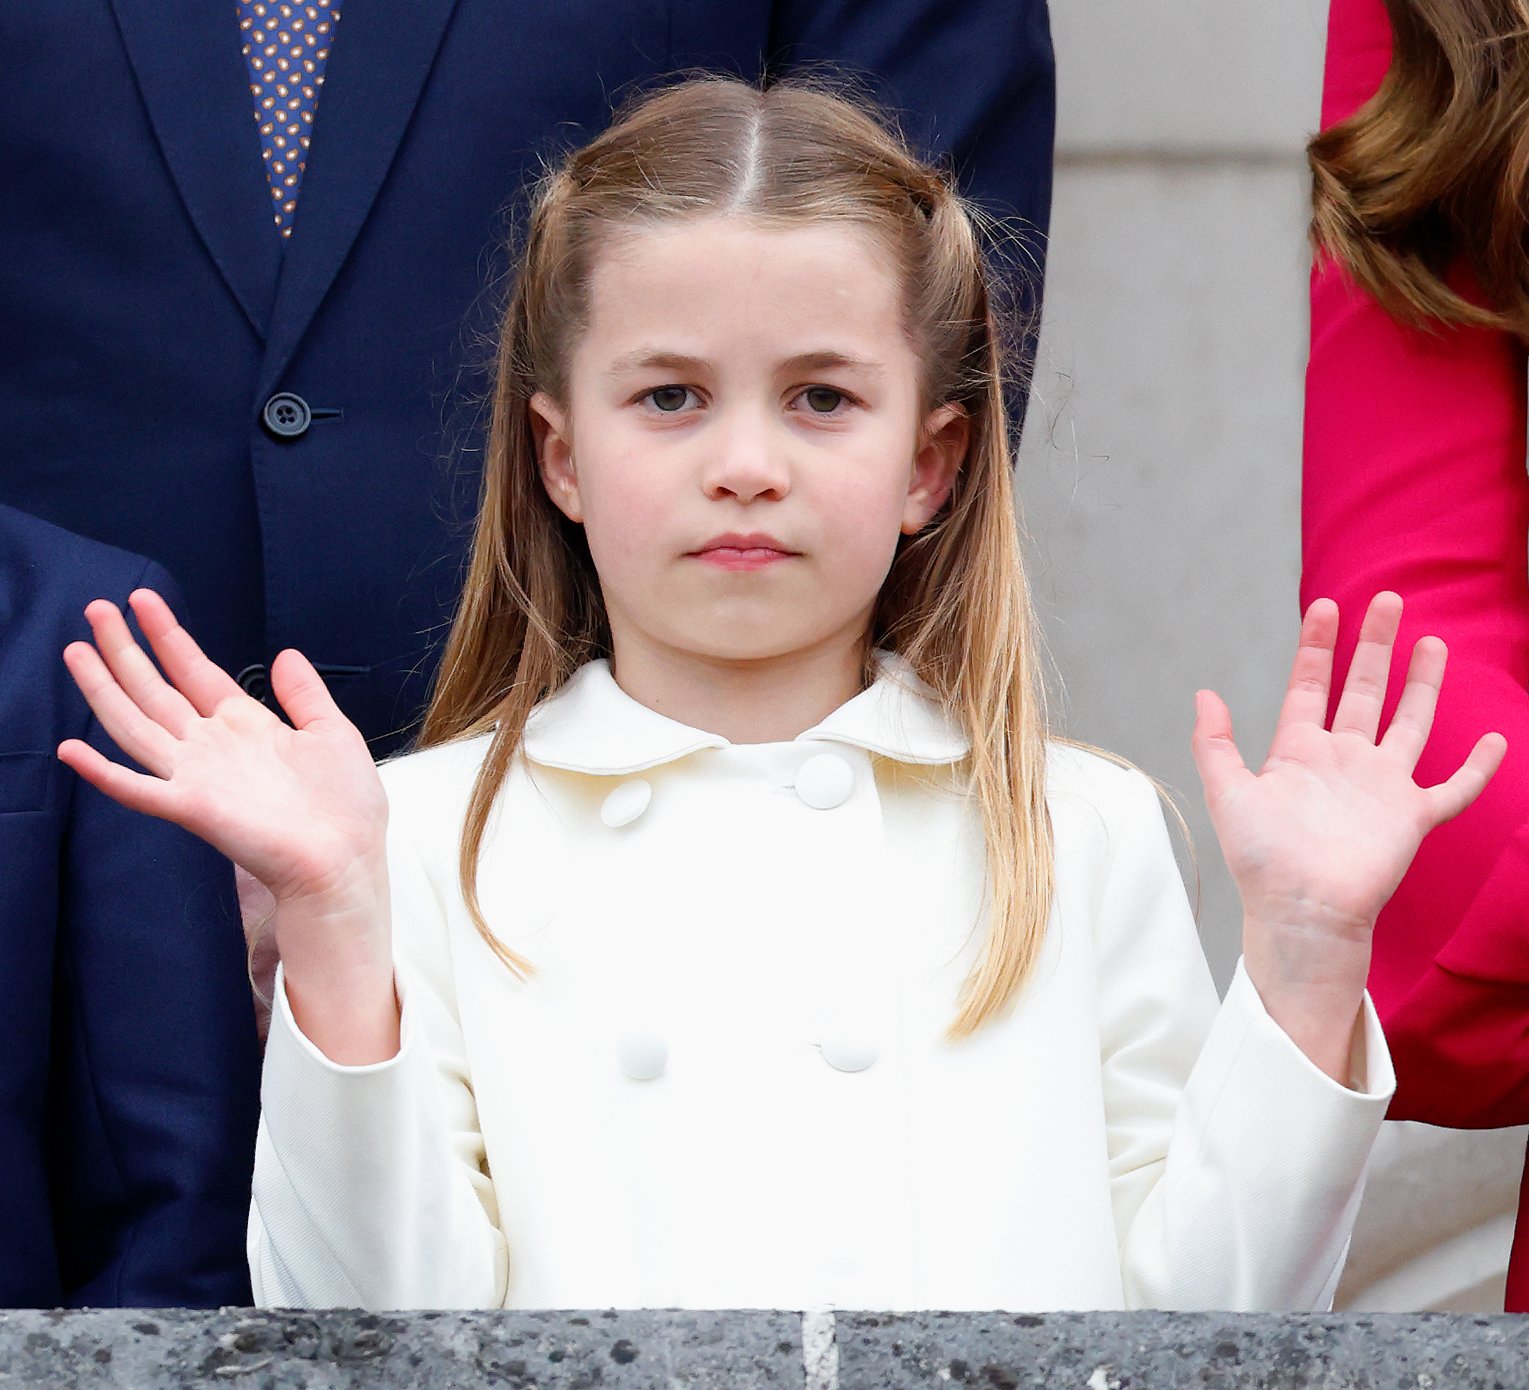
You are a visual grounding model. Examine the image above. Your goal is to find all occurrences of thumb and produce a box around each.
[268,648,346,732]
[1190,688,1248,799]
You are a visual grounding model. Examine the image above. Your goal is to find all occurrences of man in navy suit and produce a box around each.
[0,505,260,1308]
[0,1,1054,756]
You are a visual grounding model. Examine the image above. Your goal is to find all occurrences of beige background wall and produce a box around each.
[1019,0,1524,1311]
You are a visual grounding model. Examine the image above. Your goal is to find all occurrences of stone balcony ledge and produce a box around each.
[2,1307,1526,1388]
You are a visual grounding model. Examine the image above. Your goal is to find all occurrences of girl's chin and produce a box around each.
[658,628,860,667]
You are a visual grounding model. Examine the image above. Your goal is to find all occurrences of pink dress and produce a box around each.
[1304,0,1529,1311]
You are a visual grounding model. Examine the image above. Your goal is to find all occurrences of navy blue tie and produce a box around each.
[237,0,342,239]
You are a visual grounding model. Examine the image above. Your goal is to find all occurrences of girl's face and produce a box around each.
[531,215,967,676]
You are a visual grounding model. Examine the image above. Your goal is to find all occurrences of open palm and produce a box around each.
[57,589,387,906]
[1192,592,1506,943]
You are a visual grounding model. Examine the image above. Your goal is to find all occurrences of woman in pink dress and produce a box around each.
[1305,0,1529,1311]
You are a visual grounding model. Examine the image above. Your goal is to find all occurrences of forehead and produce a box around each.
[576,216,912,368]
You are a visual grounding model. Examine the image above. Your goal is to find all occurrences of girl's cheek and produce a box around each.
[605,479,674,535]
[584,479,675,568]
[585,438,674,514]
[825,470,906,533]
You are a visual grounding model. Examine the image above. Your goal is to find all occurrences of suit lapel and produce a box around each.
[109,0,284,339]
[257,0,462,399]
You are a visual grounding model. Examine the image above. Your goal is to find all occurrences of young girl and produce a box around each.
[60,77,1503,1313]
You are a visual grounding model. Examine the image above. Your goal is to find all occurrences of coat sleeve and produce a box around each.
[250,801,507,1315]
[1303,0,1529,1129]
[249,810,508,1309]
[1090,767,1393,1310]
[55,559,261,1308]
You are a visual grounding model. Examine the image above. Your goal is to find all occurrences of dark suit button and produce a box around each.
[261,392,312,440]
[236,663,271,703]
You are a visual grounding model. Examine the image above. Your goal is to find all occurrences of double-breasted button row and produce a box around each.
[597,751,856,829]
[602,749,868,1082]
[616,1032,880,1080]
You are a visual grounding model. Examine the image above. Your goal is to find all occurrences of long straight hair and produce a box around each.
[1309,0,1529,335]
[419,76,1052,1038]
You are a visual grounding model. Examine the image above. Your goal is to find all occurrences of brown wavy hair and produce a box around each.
[1308,0,1529,336]
[417,75,1051,1038]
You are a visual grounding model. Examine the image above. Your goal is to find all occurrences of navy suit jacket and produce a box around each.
[0,1,1053,754]
[0,505,260,1308]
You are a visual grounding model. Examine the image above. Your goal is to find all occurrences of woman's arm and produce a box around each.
[1304,0,1529,1126]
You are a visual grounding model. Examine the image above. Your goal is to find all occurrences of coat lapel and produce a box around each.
[109,0,284,339]
[256,0,461,399]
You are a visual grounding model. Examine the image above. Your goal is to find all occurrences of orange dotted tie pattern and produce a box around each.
[237,0,341,239]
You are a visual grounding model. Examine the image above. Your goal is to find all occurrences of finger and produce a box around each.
[1424,732,1508,826]
[1190,689,1251,802]
[57,738,182,821]
[1379,635,1447,768]
[83,598,198,738]
[269,648,348,732]
[1330,591,1404,741]
[128,588,245,717]
[1274,598,1339,731]
[62,641,179,777]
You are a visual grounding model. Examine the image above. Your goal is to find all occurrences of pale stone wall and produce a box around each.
[4,1308,1527,1387]
[1020,0,1525,1312]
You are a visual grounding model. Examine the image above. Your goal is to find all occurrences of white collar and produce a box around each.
[521,652,971,776]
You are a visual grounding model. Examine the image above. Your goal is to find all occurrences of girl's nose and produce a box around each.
[701,412,791,504]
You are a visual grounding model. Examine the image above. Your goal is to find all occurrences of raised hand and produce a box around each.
[1190,592,1506,1082]
[58,590,397,1061]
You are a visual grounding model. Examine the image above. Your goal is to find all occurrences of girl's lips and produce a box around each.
[689,532,798,571]
[693,546,795,571]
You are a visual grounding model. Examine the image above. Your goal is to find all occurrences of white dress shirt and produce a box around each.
[250,655,1393,1311]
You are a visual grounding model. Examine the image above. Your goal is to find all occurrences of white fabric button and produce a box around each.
[600,778,652,828]
[617,1032,668,1081]
[794,752,854,810]
[818,1036,879,1073]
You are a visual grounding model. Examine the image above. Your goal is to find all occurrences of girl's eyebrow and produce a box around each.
[604,350,706,378]
[787,350,886,377]
[604,348,886,378]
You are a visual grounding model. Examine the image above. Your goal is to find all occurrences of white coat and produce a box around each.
[249,655,1393,1312]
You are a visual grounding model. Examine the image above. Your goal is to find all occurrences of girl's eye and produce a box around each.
[797,386,848,415]
[645,385,696,413]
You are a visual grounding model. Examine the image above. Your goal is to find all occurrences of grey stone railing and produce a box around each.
[1,1308,1526,1388]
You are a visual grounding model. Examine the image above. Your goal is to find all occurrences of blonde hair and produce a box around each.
[1309,0,1529,337]
[419,75,1052,1038]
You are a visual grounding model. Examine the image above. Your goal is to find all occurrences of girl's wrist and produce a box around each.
[268,828,389,910]
[272,854,400,1065]
[1246,981,1366,1087]
[282,959,401,1066]
[1242,912,1371,1086]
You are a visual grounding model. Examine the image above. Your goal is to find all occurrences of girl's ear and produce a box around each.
[902,403,969,534]
[530,390,583,523]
